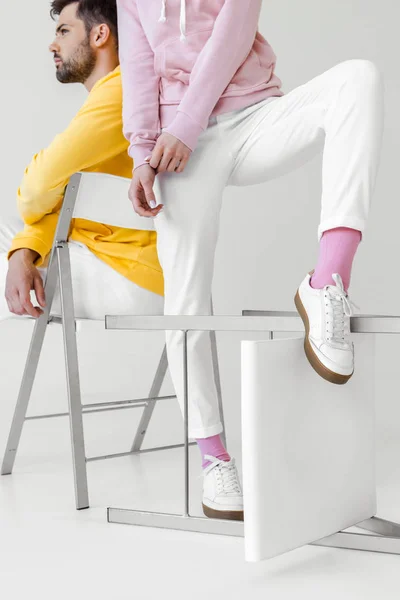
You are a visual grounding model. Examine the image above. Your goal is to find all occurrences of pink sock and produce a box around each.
[310,227,362,292]
[195,435,231,469]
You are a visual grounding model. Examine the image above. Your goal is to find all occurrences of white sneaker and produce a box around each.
[294,271,358,385]
[202,455,244,521]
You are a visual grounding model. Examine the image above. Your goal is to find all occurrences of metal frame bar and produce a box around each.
[87,442,197,463]
[104,313,400,334]
[210,297,227,449]
[106,311,400,557]
[57,241,89,509]
[25,394,176,420]
[130,345,169,453]
[1,172,226,510]
[106,511,400,554]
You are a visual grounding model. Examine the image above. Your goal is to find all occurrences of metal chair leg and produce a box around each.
[210,298,226,448]
[57,244,89,510]
[1,253,59,476]
[130,344,169,453]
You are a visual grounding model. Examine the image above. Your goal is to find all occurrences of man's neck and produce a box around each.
[84,55,119,92]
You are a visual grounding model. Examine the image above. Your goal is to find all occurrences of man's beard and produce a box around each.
[55,37,96,84]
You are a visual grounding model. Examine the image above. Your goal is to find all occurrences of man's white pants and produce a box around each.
[153,59,385,439]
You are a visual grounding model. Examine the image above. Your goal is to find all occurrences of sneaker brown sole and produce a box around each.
[294,289,353,386]
[202,503,244,521]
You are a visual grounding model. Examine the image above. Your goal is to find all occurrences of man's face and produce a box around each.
[49,3,96,84]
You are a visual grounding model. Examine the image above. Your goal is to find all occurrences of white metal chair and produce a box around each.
[1,172,226,510]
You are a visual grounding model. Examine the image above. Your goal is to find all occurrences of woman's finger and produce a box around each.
[175,155,189,173]
[157,150,175,173]
[167,157,182,173]
[132,200,163,218]
[149,146,162,170]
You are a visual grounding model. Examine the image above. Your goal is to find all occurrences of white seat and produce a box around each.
[1,172,225,510]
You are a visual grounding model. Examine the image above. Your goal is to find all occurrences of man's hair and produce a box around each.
[50,0,118,47]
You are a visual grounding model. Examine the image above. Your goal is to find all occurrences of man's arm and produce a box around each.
[9,77,128,266]
[163,0,262,152]
[116,0,161,170]
[17,79,128,226]
[8,210,60,267]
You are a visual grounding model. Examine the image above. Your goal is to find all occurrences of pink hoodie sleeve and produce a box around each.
[164,0,263,151]
[116,0,160,170]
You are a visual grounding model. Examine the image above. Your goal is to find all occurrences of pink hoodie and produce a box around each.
[116,1,284,169]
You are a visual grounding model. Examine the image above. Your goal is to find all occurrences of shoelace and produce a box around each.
[202,455,241,495]
[158,0,187,42]
[325,273,359,344]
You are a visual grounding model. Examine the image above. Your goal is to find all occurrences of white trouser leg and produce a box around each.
[153,122,233,438]
[228,59,384,240]
[153,59,384,440]
[0,219,163,321]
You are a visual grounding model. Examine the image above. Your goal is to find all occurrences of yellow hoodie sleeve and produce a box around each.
[8,210,62,267]
[8,73,129,267]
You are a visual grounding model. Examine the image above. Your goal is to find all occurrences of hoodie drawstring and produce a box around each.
[179,0,187,42]
[158,0,167,23]
[158,0,187,43]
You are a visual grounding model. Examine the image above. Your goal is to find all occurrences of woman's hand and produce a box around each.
[149,132,192,174]
[129,132,192,218]
[129,164,164,218]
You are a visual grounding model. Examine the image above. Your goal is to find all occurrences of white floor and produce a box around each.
[1,417,400,600]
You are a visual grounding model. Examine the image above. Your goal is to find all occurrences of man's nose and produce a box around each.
[49,40,59,53]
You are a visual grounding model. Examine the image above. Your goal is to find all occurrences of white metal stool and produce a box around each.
[1,172,226,510]
[105,311,400,559]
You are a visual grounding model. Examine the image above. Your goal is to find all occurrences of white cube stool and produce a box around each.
[242,333,376,561]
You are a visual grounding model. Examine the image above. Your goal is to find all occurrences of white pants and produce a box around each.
[0,218,164,323]
[153,59,384,438]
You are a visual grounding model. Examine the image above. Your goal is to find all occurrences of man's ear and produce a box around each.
[92,23,111,48]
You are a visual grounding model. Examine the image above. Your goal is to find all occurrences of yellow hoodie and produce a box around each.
[8,66,164,297]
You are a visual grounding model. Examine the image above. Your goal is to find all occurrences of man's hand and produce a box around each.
[5,249,46,318]
[149,132,192,174]
[129,164,164,218]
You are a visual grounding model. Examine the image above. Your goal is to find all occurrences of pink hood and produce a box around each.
[117,1,284,169]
